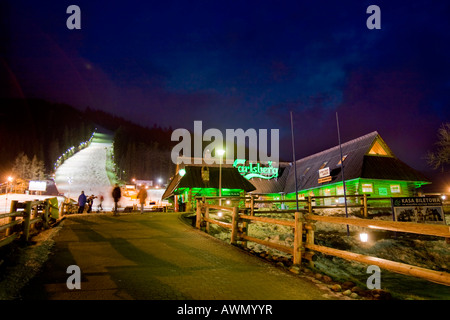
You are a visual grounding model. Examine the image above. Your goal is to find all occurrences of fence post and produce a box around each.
[43,200,50,229]
[22,201,32,242]
[241,211,248,249]
[363,194,368,218]
[305,219,315,268]
[195,200,202,229]
[293,212,304,265]
[307,196,313,214]
[230,207,239,245]
[205,207,210,233]
[6,200,18,236]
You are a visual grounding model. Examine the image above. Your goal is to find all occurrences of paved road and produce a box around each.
[20,212,342,300]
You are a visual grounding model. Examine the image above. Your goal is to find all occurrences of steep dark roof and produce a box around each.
[283,131,430,193]
[361,155,429,182]
[247,164,290,194]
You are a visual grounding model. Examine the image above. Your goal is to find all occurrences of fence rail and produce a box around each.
[196,193,394,217]
[0,198,64,249]
[194,196,450,287]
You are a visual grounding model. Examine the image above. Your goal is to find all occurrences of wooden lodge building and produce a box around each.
[162,131,431,210]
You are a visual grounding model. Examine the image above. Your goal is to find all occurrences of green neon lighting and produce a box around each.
[233,159,278,180]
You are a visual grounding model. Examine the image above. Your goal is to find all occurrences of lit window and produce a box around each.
[337,155,348,166]
[362,183,373,193]
[368,141,389,156]
[319,161,328,169]
[390,185,401,193]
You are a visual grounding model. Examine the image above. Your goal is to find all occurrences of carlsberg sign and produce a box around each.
[233,159,278,180]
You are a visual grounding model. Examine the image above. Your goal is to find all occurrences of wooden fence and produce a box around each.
[0,199,63,249]
[197,193,393,218]
[195,196,450,287]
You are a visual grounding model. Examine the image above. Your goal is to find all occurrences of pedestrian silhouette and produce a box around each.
[112,184,121,215]
[137,186,148,214]
[78,191,86,213]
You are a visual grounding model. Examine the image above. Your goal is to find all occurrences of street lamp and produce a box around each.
[216,149,225,206]
[67,176,73,199]
[5,176,14,212]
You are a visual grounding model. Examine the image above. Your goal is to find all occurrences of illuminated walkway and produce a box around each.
[20,212,342,300]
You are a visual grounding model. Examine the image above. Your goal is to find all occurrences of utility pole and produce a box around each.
[290,111,299,211]
[336,112,349,236]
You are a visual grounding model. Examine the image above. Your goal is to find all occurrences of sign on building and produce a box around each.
[391,197,446,225]
[233,159,279,180]
[318,167,330,178]
[318,167,331,184]
[29,180,47,192]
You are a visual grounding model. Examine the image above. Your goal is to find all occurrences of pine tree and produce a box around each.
[427,123,450,172]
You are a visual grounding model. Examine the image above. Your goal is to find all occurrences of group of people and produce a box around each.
[77,191,103,213]
[77,183,148,215]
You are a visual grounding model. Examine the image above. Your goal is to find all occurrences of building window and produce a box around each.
[378,187,388,196]
[362,183,373,193]
[337,154,348,166]
[390,185,401,193]
[319,161,328,169]
[368,140,389,156]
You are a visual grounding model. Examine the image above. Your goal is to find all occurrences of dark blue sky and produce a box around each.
[2,1,450,174]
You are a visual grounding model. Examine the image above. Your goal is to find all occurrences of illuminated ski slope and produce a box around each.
[54,132,118,211]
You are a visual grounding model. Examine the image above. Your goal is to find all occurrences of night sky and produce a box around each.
[1,1,450,176]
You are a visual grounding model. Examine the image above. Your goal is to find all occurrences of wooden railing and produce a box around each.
[194,197,450,287]
[0,199,63,249]
[196,194,392,218]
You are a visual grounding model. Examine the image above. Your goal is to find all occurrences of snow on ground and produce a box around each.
[54,133,166,211]
[54,134,117,210]
[55,133,147,211]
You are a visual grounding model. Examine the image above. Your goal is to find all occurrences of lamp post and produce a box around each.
[217,149,225,206]
[67,176,73,200]
[5,176,13,213]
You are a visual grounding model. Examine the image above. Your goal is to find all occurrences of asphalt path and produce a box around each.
[20,212,343,300]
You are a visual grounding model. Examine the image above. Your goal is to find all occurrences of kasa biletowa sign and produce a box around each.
[233,159,279,180]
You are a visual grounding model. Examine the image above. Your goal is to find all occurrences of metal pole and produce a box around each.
[336,112,349,236]
[219,156,222,206]
[290,111,299,211]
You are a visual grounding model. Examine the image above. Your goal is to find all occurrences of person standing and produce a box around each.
[97,194,104,212]
[87,194,96,213]
[137,186,148,214]
[78,191,87,213]
[112,184,121,215]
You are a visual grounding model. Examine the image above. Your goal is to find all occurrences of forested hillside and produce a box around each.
[0,99,94,179]
[0,98,176,184]
[84,108,176,183]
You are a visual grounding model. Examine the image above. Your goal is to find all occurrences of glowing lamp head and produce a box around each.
[216,149,225,157]
[179,168,186,177]
[359,232,369,243]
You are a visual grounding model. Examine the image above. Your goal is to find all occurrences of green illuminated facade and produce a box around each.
[163,131,430,210]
